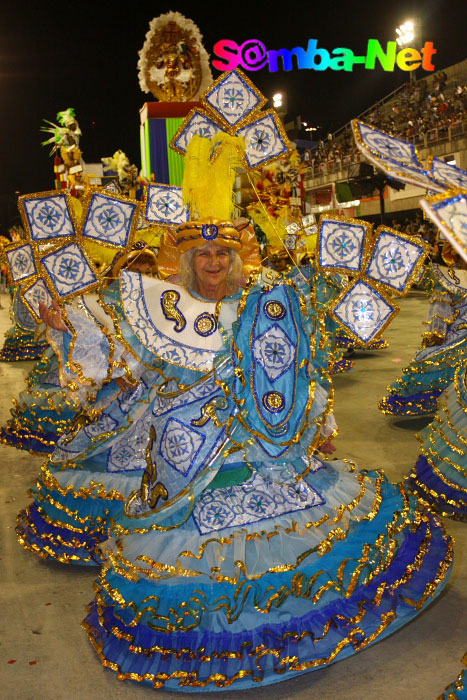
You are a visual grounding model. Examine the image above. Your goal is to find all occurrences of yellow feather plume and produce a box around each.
[182,134,245,220]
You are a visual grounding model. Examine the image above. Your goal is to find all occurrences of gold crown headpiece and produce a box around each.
[157,217,261,278]
[173,217,242,253]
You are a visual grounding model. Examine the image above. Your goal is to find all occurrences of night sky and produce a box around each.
[0,0,465,229]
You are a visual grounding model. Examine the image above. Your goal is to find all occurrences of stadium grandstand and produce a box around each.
[300,59,467,226]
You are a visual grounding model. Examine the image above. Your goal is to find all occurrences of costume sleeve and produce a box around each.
[47,302,148,407]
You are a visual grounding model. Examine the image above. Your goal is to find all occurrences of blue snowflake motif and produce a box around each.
[248,495,266,513]
[156,195,179,216]
[115,446,134,464]
[382,248,404,274]
[167,432,190,458]
[32,288,46,305]
[204,503,230,526]
[223,88,244,111]
[250,128,271,153]
[263,340,287,366]
[332,233,356,259]
[97,207,121,232]
[134,433,147,448]
[373,135,408,161]
[15,253,29,272]
[195,125,214,138]
[38,204,61,229]
[58,257,80,280]
[352,299,374,323]
[287,484,310,503]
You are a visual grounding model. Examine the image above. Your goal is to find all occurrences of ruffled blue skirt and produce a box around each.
[378,337,467,417]
[0,324,49,361]
[16,378,154,564]
[82,460,452,691]
[407,362,467,520]
[0,349,79,454]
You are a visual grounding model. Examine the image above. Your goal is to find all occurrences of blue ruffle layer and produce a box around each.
[378,388,443,416]
[329,357,354,375]
[83,511,451,691]
[0,426,59,454]
[408,455,467,520]
[17,503,106,566]
[0,338,49,361]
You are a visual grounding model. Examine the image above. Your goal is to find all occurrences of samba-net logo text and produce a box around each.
[212,38,436,73]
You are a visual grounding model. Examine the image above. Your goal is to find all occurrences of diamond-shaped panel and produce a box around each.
[6,244,37,283]
[237,112,289,168]
[333,280,396,344]
[204,70,263,127]
[41,243,98,298]
[81,193,137,248]
[146,185,189,225]
[22,278,53,320]
[355,121,420,167]
[22,194,75,242]
[284,234,297,250]
[319,219,367,273]
[431,158,467,190]
[353,120,443,192]
[366,229,425,294]
[285,222,300,235]
[421,192,467,265]
[172,110,224,155]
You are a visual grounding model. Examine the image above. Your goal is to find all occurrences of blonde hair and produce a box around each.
[178,244,244,292]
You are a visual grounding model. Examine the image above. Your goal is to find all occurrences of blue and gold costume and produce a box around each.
[0,289,49,361]
[408,358,467,520]
[16,268,452,689]
[379,264,467,416]
[0,346,79,453]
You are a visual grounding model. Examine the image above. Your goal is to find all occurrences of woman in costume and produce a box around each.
[0,244,158,455]
[23,208,452,688]
[76,215,451,691]
[16,129,452,689]
[378,253,467,417]
[401,233,467,521]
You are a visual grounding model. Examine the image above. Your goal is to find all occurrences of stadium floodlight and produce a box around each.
[395,20,415,47]
[273,93,283,109]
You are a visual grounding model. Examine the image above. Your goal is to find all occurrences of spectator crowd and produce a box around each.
[304,71,467,176]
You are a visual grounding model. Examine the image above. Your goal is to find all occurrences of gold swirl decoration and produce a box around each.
[160,290,186,332]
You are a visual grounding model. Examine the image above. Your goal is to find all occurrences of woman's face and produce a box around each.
[192,244,230,290]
